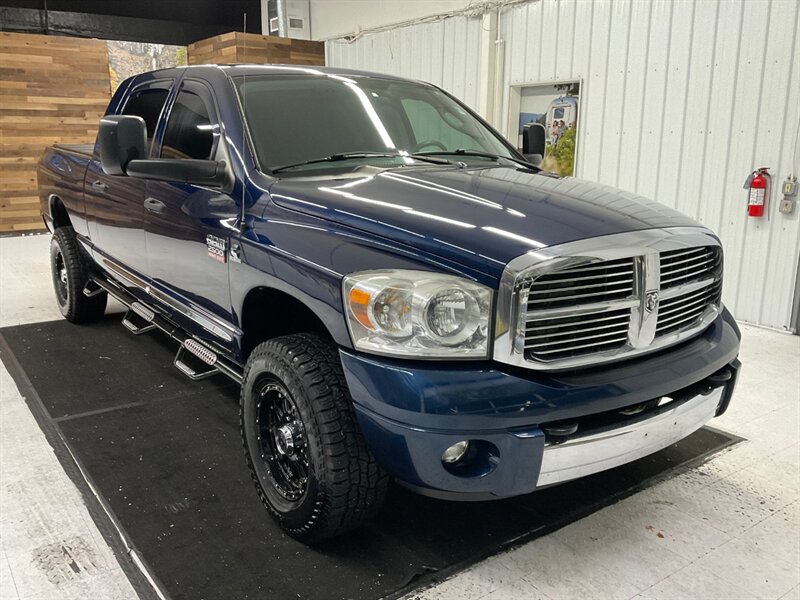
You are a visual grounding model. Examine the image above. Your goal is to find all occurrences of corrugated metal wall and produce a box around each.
[326,0,800,331]
[326,16,484,111]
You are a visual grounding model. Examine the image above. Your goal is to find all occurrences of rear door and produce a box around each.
[144,79,238,347]
[85,79,173,283]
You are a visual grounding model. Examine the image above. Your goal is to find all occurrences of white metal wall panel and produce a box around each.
[500,0,800,330]
[325,0,800,330]
[740,0,799,327]
[635,0,672,199]
[325,16,484,110]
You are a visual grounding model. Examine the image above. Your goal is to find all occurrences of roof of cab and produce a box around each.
[143,64,421,84]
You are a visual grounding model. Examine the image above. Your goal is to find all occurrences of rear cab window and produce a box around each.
[121,80,172,155]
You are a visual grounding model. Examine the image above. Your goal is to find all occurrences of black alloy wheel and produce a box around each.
[240,333,388,543]
[255,379,310,502]
[49,226,107,323]
[53,247,69,306]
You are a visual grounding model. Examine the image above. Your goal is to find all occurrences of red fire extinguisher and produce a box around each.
[746,167,771,217]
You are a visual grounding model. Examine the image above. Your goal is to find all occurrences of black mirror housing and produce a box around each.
[98,115,147,176]
[522,123,547,167]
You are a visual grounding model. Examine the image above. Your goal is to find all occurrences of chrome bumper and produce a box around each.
[537,387,723,487]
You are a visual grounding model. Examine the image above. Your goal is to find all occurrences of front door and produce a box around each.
[85,79,173,283]
[144,79,238,348]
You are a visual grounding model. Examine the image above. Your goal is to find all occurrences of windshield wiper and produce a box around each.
[271,151,450,173]
[414,149,538,170]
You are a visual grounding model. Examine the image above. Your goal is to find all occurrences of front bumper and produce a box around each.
[537,386,724,487]
[342,309,741,499]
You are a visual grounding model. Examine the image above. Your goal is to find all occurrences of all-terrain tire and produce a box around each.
[50,226,107,323]
[240,333,388,543]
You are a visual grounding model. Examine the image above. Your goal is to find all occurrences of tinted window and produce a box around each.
[161,89,214,160]
[122,87,169,152]
[234,74,514,172]
[400,98,476,151]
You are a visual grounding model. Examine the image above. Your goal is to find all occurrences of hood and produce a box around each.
[267,165,700,277]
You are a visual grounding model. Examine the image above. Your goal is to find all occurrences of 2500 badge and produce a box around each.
[206,234,227,263]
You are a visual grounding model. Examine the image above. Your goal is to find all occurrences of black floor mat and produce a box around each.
[0,316,739,600]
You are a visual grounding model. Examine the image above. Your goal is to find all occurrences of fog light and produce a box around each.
[442,440,470,464]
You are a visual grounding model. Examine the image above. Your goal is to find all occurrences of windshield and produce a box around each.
[232,73,517,173]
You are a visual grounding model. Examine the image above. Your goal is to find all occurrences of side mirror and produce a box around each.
[126,158,232,190]
[98,115,147,176]
[522,123,546,167]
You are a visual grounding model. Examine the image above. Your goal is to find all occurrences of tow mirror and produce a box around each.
[125,158,232,191]
[522,123,546,167]
[98,115,147,176]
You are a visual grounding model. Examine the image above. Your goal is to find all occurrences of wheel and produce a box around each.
[240,333,388,543]
[50,226,107,323]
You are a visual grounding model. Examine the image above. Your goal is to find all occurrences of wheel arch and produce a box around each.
[49,195,72,230]
[239,286,335,359]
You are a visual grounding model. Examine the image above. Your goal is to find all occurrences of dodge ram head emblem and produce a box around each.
[645,290,659,313]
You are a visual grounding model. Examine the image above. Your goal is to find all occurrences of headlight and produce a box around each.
[343,270,492,358]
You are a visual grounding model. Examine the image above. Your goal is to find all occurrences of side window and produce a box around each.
[122,85,170,153]
[161,88,215,160]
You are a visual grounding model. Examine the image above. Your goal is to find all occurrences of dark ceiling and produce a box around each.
[0,0,262,45]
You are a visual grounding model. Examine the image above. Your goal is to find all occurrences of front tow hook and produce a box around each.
[701,367,732,395]
[542,422,579,445]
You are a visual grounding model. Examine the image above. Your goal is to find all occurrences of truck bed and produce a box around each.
[52,143,95,158]
[38,144,95,235]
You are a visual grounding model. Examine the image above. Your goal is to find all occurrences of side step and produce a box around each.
[122,302,157,335]
[88,273,243,384]
[82,281,105,297]
[174,338,220,381]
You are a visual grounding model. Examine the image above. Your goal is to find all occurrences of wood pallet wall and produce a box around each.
[187,31,324,66]
[0,30,322,234]
[0,32,111,233]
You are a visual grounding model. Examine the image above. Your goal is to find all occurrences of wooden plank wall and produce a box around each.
[0,32,111,233]
[0,31,322,233]
[187,32,324,66]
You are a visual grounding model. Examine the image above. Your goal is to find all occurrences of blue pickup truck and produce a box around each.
[38,65,741,543]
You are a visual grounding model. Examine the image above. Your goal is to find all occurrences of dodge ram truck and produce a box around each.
[38,65,741,543]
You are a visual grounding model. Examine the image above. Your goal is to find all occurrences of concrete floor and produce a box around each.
[1,233,798,600]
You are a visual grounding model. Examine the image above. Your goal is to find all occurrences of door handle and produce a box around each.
[91,180,107,193]
[144,198,166,214]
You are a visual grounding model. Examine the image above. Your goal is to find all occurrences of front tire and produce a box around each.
[50,226,107,323]
[240,333,388,543]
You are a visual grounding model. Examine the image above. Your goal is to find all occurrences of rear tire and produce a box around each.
[50,226,107,323]
[240,333,388,543]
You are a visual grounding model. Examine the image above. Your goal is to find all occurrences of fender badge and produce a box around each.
[206,234,227,264]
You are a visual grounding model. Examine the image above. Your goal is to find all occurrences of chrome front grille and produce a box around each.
[525,259,635,360]
[656,281,722,336]
[656,246,722,336]
[525,307,631,360]
[660,246,722,289]
[494,229,724,371]
[526,258,635,309]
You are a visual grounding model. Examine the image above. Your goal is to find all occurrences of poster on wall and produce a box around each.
[517,81,579,176]
[107,41,188,93]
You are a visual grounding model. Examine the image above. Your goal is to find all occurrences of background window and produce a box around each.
[161,90,214,160]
